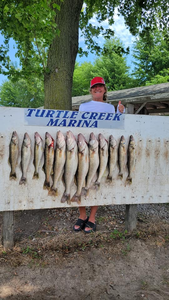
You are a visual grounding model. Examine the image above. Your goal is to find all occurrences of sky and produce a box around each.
[0,9,136,86]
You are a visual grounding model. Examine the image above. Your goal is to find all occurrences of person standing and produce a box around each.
[73,77,125,233]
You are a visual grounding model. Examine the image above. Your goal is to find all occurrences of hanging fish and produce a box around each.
[19,133,31,185]
[118,135,126,179]
[50,131,66,196]
[61,131,78,204]
[95,133,108,187]
[43,132,54,190]
[107,135,117,181]
[71,133,89,204]
[9,131,19,179]
[126,135,136,184]
[84,132,99,195]
[33,132,43,179]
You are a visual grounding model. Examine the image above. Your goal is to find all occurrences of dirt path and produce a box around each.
[0,205,169,300]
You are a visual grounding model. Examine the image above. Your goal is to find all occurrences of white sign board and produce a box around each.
[24,108,125,129]
[0,107,169,212]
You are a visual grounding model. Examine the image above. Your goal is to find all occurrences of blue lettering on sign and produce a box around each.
[63,111,70,119]
[98,113,106,120]
[27,108,36,117]
[105,113,114,121]
[89,112,98,120]
[81,112,90,119]
[68,120,77,127]
[70,111,78,119]
[81,120,91,127]
[55,110,64,118]
[45,110,55,118]
[113,114,121,121]
[46,118,59,126]
[90,121,98,128]
[25,108,124,129]
[58,119,67,126]
[76,120,83,127]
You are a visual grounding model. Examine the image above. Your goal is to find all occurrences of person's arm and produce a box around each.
[117,101,125,114]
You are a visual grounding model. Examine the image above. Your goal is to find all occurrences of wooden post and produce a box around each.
[2,211,14,250]
[125,103,137,232]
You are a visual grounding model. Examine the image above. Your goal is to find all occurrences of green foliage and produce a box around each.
[0,0,60,79]
[145,69,169,86]
[132,30,169,86]
[73,37,133,96]
[0,77,44,108]
[80,0,169,56]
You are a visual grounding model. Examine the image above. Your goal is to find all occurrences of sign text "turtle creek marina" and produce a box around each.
[25,108,125,129]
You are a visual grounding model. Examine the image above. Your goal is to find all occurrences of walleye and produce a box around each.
[19,133,31,185]
[95,133,108,187]
[71,133,89,203]
[126,135,135,184]
[84,132,99,194]
[107,135,117,181]
[61,131,78,204]
[51,131,66,195]
[9,131,19,179]
[118,135,126,179]
[33,132,43,179]
[43,132,54,190]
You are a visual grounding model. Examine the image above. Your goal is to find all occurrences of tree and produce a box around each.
[145,68,169,86]
[132,30,169,86]
[0,78,44,108]
[72,38,133,96]
[0,0,168,109]
[72,62,95,96]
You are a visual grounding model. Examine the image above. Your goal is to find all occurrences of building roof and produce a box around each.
[72,82,169,114]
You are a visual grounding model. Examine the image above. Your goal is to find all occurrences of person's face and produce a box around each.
[90,84,106,102]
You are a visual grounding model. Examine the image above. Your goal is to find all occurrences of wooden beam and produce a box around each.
[125,103,137,232]
[2,211,14,250]
[135,102,147,114]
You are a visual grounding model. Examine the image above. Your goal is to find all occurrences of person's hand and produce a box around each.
[118,101,125,113]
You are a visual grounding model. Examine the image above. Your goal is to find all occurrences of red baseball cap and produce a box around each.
[90,77,105,88]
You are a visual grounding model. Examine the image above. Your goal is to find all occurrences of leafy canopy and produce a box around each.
[0,0,168,81]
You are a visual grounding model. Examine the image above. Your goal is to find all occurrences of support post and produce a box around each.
[125,204,137,232]
[2,211,14,250]
[125,103,137,232]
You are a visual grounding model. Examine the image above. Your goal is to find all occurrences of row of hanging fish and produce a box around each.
[9,130,136,204]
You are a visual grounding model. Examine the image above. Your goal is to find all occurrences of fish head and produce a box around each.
[34,132,43,145]
[11,131,18,145]
[45,132,54,148]
[23,133,31,147]
[109,135,117,148]
[120,135,125,146]
[66,131,76,151]
[56,131,65,148]
[78,133,87,152]
[129,135,135,148]
[98,133,107,149]
[89,132,98,149]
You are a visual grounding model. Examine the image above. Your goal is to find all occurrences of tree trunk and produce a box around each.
[44,0,83,110]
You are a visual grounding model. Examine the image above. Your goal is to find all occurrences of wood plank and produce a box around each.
[125,104,137,232]
[2,211,14,250]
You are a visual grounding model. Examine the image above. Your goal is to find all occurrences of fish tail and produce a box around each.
[33,172,39,179]
[106,175,112,182]
[61,193,70,204]
[94,181,100,190]
[81,187,87,197]
[19,176,26,185]
[43,180,50,190]
[118,173,123,179]
[71,193,81,204]
[126,177,132,184]
[10,172,17,180]
[49,186,58,196]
